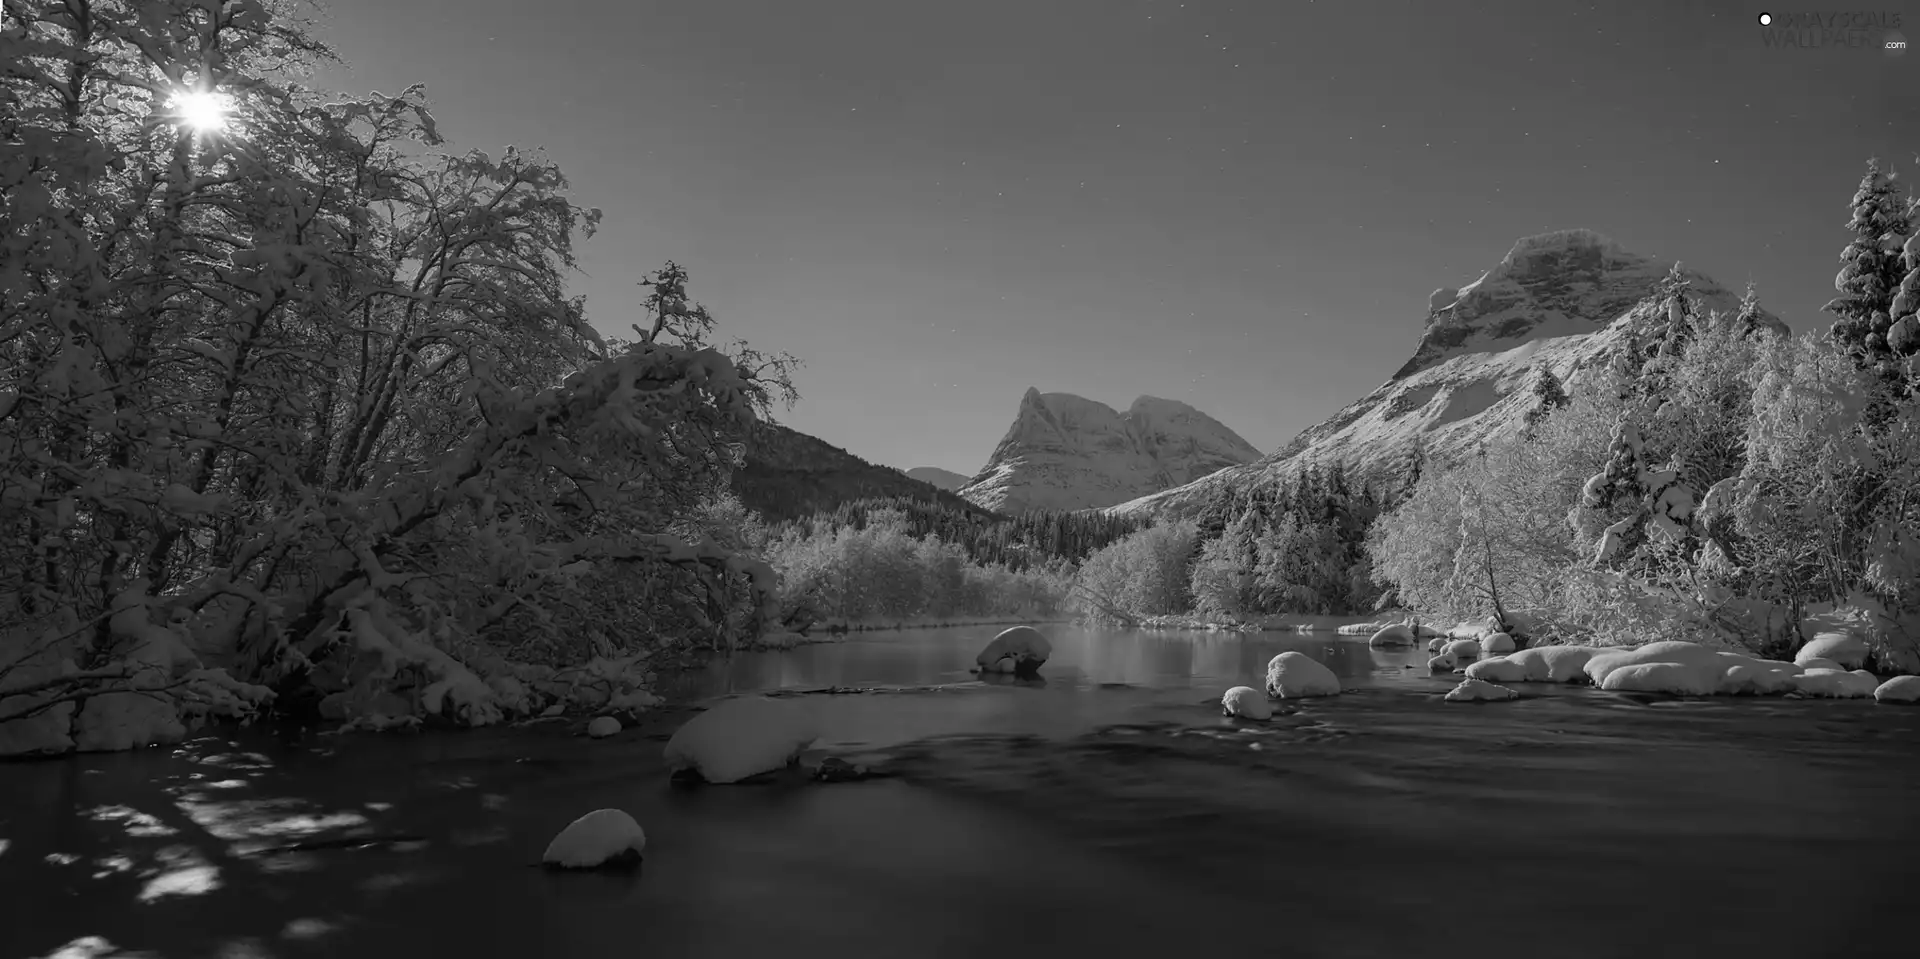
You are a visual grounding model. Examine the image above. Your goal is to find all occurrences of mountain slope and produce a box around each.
[905,467,971,492]
[959,390,1261,513]
[1108,229,1784,519]
[733,422,998,523]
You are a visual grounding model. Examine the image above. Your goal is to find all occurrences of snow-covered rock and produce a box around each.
[973,626,1052,675]
[1369,624,1417,648]
[1426,637,1447,654]
[663,696,821,784]
[1480,632,1515,655]
[1220,686,1273,719]
[1264,651,1341,699]
[1873,675,1920,703]
[1506,645,1602,682]
[542,809,646,869]
[1584,641,1727,689]
[960,390,1261,513]
[1464,656,1528,684]
[1599,661,1721,696]
[1107,230,1782,519]
[1445,678,1520,702]
[1718,657,1804,695]
[1794,657,1843,673]
[587,716,621,738]
[1441,639,1482,662]
[1427,653,1458,672]
[1791,669,1879,699]
[1796,632,1869,670]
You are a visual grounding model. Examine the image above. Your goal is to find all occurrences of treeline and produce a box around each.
[765,496,1149,571]
[1074,464,1397,622]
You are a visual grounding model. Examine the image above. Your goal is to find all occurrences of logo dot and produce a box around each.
[1758,12,1772,26]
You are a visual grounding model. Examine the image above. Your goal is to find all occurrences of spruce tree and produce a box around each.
[1889,192,1920,359]
[1824,158,1913,367]
[1523,364,1571,429]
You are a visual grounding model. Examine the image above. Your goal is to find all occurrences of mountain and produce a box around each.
[733,422,999,523]
[1108,229,1785,519]
[905,467,971,492]
[957,390,1262,513]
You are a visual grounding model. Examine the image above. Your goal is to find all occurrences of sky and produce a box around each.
[309,0,1917,477]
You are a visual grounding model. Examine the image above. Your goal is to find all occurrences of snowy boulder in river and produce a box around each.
[542,809,646,870]
[663,696,821,784]
[1506,645,1602,683]
[1585,642,1727,691]
[1426,637,1447,654]
[1427,653,1459,672]
[1265,651,1341,699]
[1795,632,1868,670]
[1368,624,1417,648]
[1464,656,1528,684]
[1441,639,1482,662]
[586,716,621,738]
[1791,668,1879,699]
[1220,686,1273,719]
[1873,675,1920,703]
[1480,632,1515,655]
[1444,678,1520,702]
[1599,661,1721,696]
[973,626,1052,675]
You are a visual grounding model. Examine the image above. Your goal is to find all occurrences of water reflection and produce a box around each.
[669,623,1437,698]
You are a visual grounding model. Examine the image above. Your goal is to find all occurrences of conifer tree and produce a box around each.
[1522,364,1571,430]
[1824,158,1913,367]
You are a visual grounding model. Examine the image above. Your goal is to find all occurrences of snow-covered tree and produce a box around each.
[1522,364,1571,430]
[1824,159,1913,370]
[0,0,797,752]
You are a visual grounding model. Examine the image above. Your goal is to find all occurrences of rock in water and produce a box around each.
[1369,624,1416,648]
[1873,675,1920,703]
[1445,678,1520,702]
[542,809,646,870]
[586,716,621,738]
[1264,651,1341,699]
[1220,685,1273,719]
[974,626,1052,675]
[1480,631,1515,654]
[1795,632,1868,670]
[663,696,821,784]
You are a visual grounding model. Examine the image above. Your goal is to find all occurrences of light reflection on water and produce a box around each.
[3,625,1918,959]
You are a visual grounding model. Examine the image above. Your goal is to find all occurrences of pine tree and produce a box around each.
[1731,281,1772,339]
[1522,364,1571,429]
[1824,158,1913,367]
[1889,190,1920,360]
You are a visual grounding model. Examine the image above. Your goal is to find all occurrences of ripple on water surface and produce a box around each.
[5,626,1919,959]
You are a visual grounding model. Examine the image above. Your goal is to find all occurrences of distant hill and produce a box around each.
[905,467,971,491]
[732,421,1000,523]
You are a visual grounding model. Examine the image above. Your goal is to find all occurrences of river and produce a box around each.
[3,624,1918,958]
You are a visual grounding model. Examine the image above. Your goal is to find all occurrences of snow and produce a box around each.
[1873,675,1920,703]
[1506,645,1602,682]
[1795,657,1843,672]
[1599,662,1721,696]
[1220,686,1273,719]
[973,626,1053,674]
[1368,624,1417,647]
[1795,632,1869,670]
[1791,669,1879,699]
[1464,656,1528,684]
[1442,639,1482,661]
[1480,632,1515,654]
[586,716,621,738]
[663,696,821,784]
[1445,678,1520,702]
[960,388,1262,513]
[1426,637,1446,653]
[1427,653,1458,672]
[542,809,646,869]
[1264,651,1341,699]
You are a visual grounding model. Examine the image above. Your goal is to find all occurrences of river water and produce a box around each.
[4,624,1919,959]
